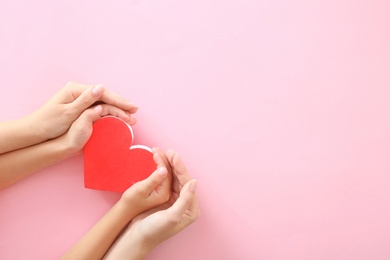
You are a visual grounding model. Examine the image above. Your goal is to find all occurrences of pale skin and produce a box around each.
[62,150,173,260]
[0,82,138,189]
[104,150,200,260]
[1,82,200,259]
[62,149,199,260]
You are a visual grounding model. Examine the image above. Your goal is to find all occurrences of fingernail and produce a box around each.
[190,180,198,192]
[92,84,104,97]
[158,167,167,177]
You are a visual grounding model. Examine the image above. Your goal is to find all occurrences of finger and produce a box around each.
[125,111,137,125]
[153,148,171,170]
[167,150,192,192]
[79,105,103,124]
[167,180,198,222]
[67,82,139,113]
[153,152,172,196]
[166,150,180,194]
[71,84,105,114]
[65,82,103,99]
[99,104,136,125]
[153,148,172,175]
[71,105,103,135]
[65,81,90,93]
[99,91,139,114]
[55,82,92,103]
[138,167,168,196]
[153,149,166,168]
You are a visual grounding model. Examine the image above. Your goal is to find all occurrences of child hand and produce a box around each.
[104,150,200,260]
[119,149,172,213]
[30,82,138,142]
[61,149,172,260]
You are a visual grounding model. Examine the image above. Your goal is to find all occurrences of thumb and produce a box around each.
[66,105,103,151]
[167,180,198,219]
[71,84,105,113]
[76,105,103,128]
[138,167,168,196]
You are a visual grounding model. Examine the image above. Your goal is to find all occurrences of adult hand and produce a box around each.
[30,82,138,142]
[59,104,102,156]
[104,150,200,260]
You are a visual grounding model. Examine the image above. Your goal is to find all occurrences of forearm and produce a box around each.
[103,226,151,260]
[0,114,45,154]
[63,163,171,259]
[62,201,140,260]
[0,135,73,189]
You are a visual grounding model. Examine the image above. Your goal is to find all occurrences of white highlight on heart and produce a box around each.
[102,116,152,152]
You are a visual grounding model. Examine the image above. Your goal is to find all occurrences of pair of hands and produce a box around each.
[62,148,200,260]
[33,82,200,258]
[0,82,141,189]
[29,82,138,155]
[106,149,200,259]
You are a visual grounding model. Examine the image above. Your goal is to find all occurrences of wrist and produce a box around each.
[117,237,150,260]
[25,112,47,143]
[116,197,140,221]
[104,231,151,260]
[54,134,80,159]
[128,241,151,260]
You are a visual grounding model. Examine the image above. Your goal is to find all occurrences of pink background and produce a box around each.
[1,0,390,259]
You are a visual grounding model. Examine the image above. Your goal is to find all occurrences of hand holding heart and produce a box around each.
[1,81,200,259]
[29,82,138,146]
[40,82,140,157]
[119,151,172,213]
[104,150,200,260]
[62,148,173,260]
[0,83,140,189]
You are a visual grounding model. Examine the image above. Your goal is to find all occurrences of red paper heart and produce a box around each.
[84,116,156,192]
